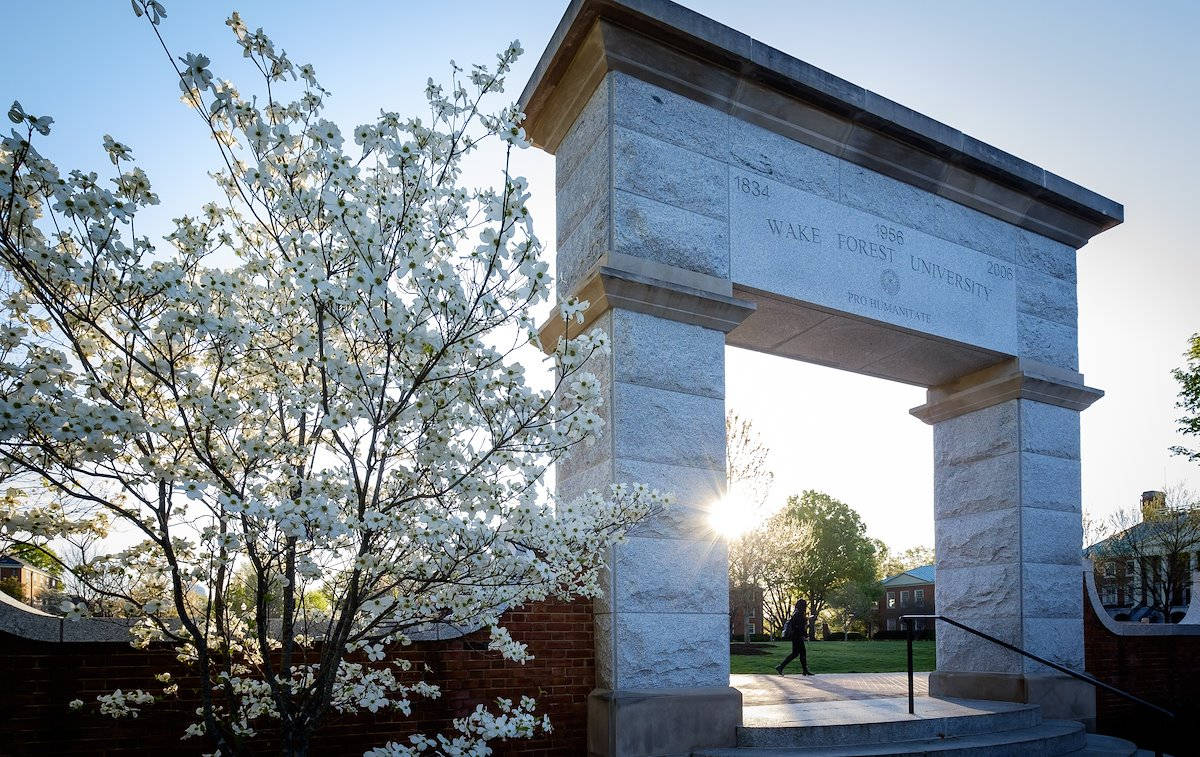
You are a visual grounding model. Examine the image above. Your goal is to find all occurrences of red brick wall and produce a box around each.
[729,585,763,638]
[0,599,593,757]
[1083,588,1196,755]
[877,581,935,633]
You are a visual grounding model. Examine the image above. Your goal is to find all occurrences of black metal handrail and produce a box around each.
[900,614,1175,752]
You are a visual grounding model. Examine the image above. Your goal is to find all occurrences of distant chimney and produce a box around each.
[1141,490,1166,521]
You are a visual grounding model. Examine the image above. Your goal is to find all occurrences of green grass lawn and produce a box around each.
[730,640,935,675]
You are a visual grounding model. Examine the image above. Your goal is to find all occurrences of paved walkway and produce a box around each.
[732,672,930,707]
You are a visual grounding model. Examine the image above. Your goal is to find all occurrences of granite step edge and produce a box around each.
[695,719,1085,757]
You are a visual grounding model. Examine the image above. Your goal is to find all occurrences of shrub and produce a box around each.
[0,576,26,602]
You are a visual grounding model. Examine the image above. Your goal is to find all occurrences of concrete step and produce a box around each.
[1071,733,1139,756]
[737,697,1041,748]
[693,719,1085,756]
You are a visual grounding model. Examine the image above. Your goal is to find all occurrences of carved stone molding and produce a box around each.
[910,357,1104,424]
[520,0,1122,248]
[538,255,756,351]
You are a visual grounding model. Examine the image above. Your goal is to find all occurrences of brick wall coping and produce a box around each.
[1084,560,1200,636]
[0,588,489,644]
[0,588,135,642]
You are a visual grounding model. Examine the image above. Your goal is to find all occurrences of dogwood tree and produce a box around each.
[0,3,663,755]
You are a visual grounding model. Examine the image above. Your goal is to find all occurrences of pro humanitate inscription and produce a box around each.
[729,173,1018,353]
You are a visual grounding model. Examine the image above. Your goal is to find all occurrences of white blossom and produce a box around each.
[0,5,667,756]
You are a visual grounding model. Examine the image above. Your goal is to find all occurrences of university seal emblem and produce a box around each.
[880,269,901,297]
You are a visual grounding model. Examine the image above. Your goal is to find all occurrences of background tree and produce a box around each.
[1171,332,1200,462]
[54,522,131,617]
[1082,508,1108,550]
[0,4,662,755]
[1091,487,1200,621]
[825,579,880,639]
[725,411,774,638]
[876,542,934,580]
[0,575,24,602]
[5,542,61,575]
[782,490,878,639]
[738,509,813,639]
[726,411,774,519]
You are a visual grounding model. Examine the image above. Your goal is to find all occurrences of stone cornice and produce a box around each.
[520,0,1123,248]
[538,255,755,352]
[910,358,1103,424]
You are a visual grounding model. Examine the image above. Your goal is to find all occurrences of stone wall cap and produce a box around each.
[0,584,486,644]
[521,0,1123,244]
[1084,561,1200,637]
[0,588,140,643]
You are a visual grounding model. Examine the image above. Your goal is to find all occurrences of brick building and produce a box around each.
[878,564,935,633]
[0,554,61,609]
[1086,490,1200,623]
[729,584,764,638]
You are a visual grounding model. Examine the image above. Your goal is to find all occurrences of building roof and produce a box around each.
[0,554,56,579]
[883,564,935,586]
[906,565,936,583]
[1085,507,1200,558]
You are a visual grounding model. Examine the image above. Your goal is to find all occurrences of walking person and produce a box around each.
[775,599,813,676]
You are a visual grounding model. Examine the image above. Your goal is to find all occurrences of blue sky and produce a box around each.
[3,1,1198,549]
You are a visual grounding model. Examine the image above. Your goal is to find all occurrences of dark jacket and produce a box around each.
[783,609,807,641]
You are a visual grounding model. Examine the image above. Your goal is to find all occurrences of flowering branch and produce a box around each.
[0,4,665,755]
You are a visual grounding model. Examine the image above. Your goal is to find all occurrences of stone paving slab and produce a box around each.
[732,672,930,707]
[693,721,1085,756]
[738,695,1031,729]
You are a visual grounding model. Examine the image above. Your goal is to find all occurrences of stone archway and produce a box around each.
[525,2,1121,754]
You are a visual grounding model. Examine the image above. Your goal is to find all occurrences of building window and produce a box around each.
[900,590,910,608]
[747,624,755,636]
[1104,563,1116,578]
[887,591,895,608]
[914,589,925,608]
[887,618,897,631]
[1102,585,1117,605]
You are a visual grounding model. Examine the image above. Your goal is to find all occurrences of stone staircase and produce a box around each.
[691,697,1141,756]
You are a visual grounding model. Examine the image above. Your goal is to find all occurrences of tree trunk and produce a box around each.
[283,729,309,757]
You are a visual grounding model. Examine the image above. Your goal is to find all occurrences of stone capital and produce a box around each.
[538,254,755,352]
[910,357,1103,424]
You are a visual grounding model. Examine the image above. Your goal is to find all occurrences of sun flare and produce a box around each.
[708,494,755,540]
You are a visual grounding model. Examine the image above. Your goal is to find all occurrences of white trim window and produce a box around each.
[887,618,897,631]
[900,590,910,608]
[887,591,896,608]
[914,589,925,608]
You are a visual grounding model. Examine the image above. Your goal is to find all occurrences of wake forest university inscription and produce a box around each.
[729,174,1019,355]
